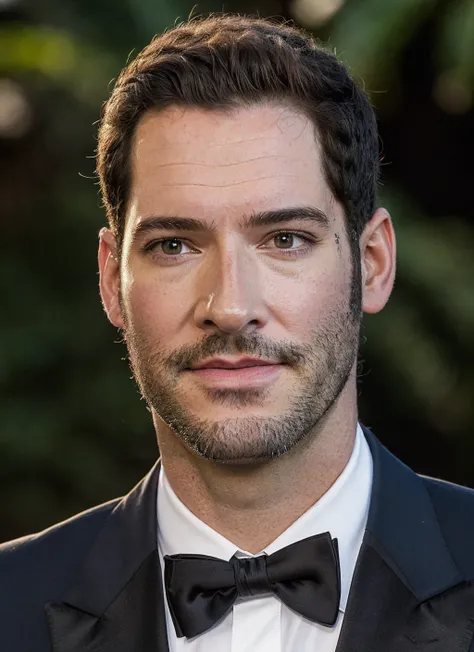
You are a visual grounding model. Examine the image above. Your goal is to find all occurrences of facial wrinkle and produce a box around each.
[156,175,298,188]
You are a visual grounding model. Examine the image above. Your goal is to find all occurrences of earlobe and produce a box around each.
[98,228,124,328]
[361,208,396,315]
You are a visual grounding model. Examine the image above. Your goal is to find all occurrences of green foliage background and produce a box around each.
[1,0,473,541]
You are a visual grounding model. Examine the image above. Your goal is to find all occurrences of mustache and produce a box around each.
[124,330,306,371]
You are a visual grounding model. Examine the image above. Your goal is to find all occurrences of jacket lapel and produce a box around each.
[45,460,170,652]
[336,427,474,652]
[45,427,474,652]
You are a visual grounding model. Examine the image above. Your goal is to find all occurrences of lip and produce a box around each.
[185,363,283,388]
[189,357,279,370]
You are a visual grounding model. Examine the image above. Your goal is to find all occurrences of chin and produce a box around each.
[203,455,274,467]
[193,444,290,466]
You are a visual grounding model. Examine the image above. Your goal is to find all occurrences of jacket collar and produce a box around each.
[60,427,464,617]
[362,425,463,601]
[62,459,160,617]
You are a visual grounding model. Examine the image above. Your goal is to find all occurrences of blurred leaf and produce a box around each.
[0,26,116,104]
[125,0,193,41]
[327,0,434,85]
[437,0,474,80]
[364,189,474,435]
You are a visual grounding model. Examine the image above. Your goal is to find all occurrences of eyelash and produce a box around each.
[143,231,317,262]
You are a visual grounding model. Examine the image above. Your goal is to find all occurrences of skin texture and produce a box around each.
[99,103,396,552]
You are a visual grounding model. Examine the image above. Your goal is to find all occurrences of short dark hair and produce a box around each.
[96,13,380,255]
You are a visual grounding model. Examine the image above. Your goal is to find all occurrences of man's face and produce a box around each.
[114,103,362,463]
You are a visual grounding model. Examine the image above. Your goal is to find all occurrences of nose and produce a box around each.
[193,243,269,335]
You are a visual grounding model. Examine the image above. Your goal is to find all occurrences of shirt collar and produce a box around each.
[157,424,373,613]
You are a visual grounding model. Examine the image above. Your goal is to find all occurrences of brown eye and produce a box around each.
[263,232,315,258]
[274,233,295,249]
[161,238,184,255]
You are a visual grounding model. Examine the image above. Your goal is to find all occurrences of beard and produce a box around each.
[119,265,362,464]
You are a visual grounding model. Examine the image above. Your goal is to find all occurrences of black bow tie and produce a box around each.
[164,531,341,639]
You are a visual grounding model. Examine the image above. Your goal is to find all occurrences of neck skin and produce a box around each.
[154,370,358,554]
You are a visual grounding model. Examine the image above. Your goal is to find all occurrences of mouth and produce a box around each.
[184,363,284,388]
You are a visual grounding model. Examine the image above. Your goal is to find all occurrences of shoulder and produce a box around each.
[422,474,474,578]
[0,499,121,650]
[423,473,474,503]
[422,473,474,520]
[0,498,120,604]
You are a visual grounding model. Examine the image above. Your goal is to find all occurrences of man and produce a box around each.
[2,12,474,652]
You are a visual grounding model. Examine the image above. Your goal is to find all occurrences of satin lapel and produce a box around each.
[45,549,169,652]
[45,461,170,652]
[335,533,474,652]
[336,428,474,652]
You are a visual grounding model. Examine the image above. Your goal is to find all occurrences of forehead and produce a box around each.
[126,103,339,230]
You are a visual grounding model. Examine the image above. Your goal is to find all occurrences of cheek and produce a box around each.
[122,271,186,339]
[270,267,345,333]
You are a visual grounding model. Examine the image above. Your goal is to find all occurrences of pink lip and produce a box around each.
[186,364,283,388]
[190,358,279,370]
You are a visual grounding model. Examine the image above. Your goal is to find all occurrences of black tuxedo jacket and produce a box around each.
[2,426,474,652]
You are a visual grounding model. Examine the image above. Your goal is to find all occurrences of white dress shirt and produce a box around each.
[157,423,373,652]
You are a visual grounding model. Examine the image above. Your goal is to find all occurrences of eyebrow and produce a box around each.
[131,206,331,243]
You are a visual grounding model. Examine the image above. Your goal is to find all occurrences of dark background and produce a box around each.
[1,0,473,542]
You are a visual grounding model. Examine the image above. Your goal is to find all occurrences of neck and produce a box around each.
[156,383,358,554]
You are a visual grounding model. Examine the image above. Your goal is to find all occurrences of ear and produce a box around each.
[98,228,124,328]
[360,207,396,314]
